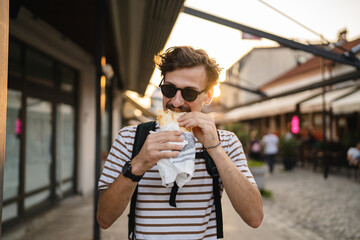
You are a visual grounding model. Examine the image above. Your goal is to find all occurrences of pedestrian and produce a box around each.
[261,129,279,173]
[96,46,263,239]
[347,141,360,176]
[249,130,261,161]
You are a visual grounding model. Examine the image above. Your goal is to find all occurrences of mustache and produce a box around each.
[165,103,191,112]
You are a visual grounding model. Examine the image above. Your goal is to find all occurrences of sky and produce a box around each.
[143,0,360,100]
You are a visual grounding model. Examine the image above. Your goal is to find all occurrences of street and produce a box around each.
[4,164,359,240]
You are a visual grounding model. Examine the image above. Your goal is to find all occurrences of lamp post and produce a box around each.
[94,0,106,239]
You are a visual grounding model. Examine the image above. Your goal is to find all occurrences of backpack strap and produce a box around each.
[128,121,156,240]
[194,131,223,239]
[196,151,223,239]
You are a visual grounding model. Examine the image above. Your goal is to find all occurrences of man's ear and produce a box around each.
[204,87,214,105]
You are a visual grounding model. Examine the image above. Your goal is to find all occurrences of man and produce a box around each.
[261,129,279,173]
[97,46,263,239]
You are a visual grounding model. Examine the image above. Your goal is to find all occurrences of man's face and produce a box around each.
[162,65,213,112]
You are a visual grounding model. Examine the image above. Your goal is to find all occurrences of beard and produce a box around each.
[165,103,191,112]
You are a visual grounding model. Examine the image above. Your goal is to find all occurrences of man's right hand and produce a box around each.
[131,130,184,175]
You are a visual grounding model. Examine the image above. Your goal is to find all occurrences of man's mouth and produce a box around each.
[166,103,190,112]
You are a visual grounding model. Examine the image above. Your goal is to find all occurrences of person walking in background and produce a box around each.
[347,141,360,177]
[261,129,279,173]
[249,130,261,161]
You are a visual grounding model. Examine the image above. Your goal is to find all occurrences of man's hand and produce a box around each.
[131,131,184,175]
[177,112,218,148]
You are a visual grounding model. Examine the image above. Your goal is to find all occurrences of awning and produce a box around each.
[110,0,185,95]
[123,91,156,119]
[22,0,185,95]
[221,89,321,123]
[332,89,360,114]
[300,87,358,113]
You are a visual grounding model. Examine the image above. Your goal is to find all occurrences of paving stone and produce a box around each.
[3,163,359,240]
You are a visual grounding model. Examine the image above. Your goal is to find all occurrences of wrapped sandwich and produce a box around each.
[155,109,195,188]
[157,109,192,132]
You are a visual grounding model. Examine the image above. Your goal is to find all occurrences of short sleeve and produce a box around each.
[98,126,136,190]
[221,131,257,186]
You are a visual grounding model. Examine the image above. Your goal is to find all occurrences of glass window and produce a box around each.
[4,90,22,205]
[56,104,75,196]
[25,190,50,210]
[8,40,23,77]
[2,203,18,222]
[57,64,76,93]
[25,98,52,194]
[25,48,54,87]
[3,90,22,200]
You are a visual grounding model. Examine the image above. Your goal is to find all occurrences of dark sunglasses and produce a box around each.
[159,83,208,102]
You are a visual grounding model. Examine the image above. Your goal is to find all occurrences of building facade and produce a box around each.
[2,1,184,232]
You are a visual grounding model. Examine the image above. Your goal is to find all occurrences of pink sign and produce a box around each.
[291,116,300,134]
[15,118,22,135]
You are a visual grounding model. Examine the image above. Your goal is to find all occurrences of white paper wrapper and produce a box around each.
[155,122,196,188]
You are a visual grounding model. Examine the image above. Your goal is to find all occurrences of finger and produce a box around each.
[157,150,180,159]
[178,112,211,122]
[148,131,183,143]
[179,118,203,129]
[157,142,184,151]
[155,130,183,136]
[179,114,213,127]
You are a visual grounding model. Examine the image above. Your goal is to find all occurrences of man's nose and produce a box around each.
[171,89,185,107]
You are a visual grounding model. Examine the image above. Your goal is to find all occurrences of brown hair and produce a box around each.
[154,46,222,88]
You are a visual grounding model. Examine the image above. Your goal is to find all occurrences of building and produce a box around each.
[2,0,184,232]
[220,46,312,108]
[220,37,360,145]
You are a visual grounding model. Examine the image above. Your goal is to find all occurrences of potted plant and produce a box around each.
[279,136,299,170]
[248,159,266,190]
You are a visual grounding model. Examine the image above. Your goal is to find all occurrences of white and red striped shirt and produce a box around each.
[98,122,256,239]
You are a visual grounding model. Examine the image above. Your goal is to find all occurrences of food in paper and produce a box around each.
[157,109,192,132]
[155,109,195,188]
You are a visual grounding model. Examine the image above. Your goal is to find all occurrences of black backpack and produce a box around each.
[128,121,223,240]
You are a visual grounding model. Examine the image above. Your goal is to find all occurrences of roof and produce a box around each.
[227,45,285,72]
[261,38,360,90]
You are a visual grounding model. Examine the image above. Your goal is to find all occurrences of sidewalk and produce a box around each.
[3,164,360,240]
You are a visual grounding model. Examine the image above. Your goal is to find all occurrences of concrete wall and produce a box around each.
[10,8,97,196]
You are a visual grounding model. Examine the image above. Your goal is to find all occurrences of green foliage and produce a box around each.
[279,136,299,158]
[340,131,360,148]
[260,189,273,199]
[248,159,265,167]
[223,122,250,148]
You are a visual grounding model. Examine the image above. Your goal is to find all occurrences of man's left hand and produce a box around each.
[178,111,218,148]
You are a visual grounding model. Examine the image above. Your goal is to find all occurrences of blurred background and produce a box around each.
[1,0,359,239]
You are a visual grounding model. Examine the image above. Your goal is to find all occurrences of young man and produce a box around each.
[97,46,263,239]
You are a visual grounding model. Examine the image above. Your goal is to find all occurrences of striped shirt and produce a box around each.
[98,122,257,240]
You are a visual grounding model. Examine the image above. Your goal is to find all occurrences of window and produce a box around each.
[4,37,78,226]
[57,64,76,93]
[56,104,75,196]
[25,98,52,209]
[25,48,54,87]
[3,90,22,221]
[8,40,23,78]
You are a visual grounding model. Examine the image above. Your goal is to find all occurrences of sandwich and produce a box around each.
[157,109,192,132]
